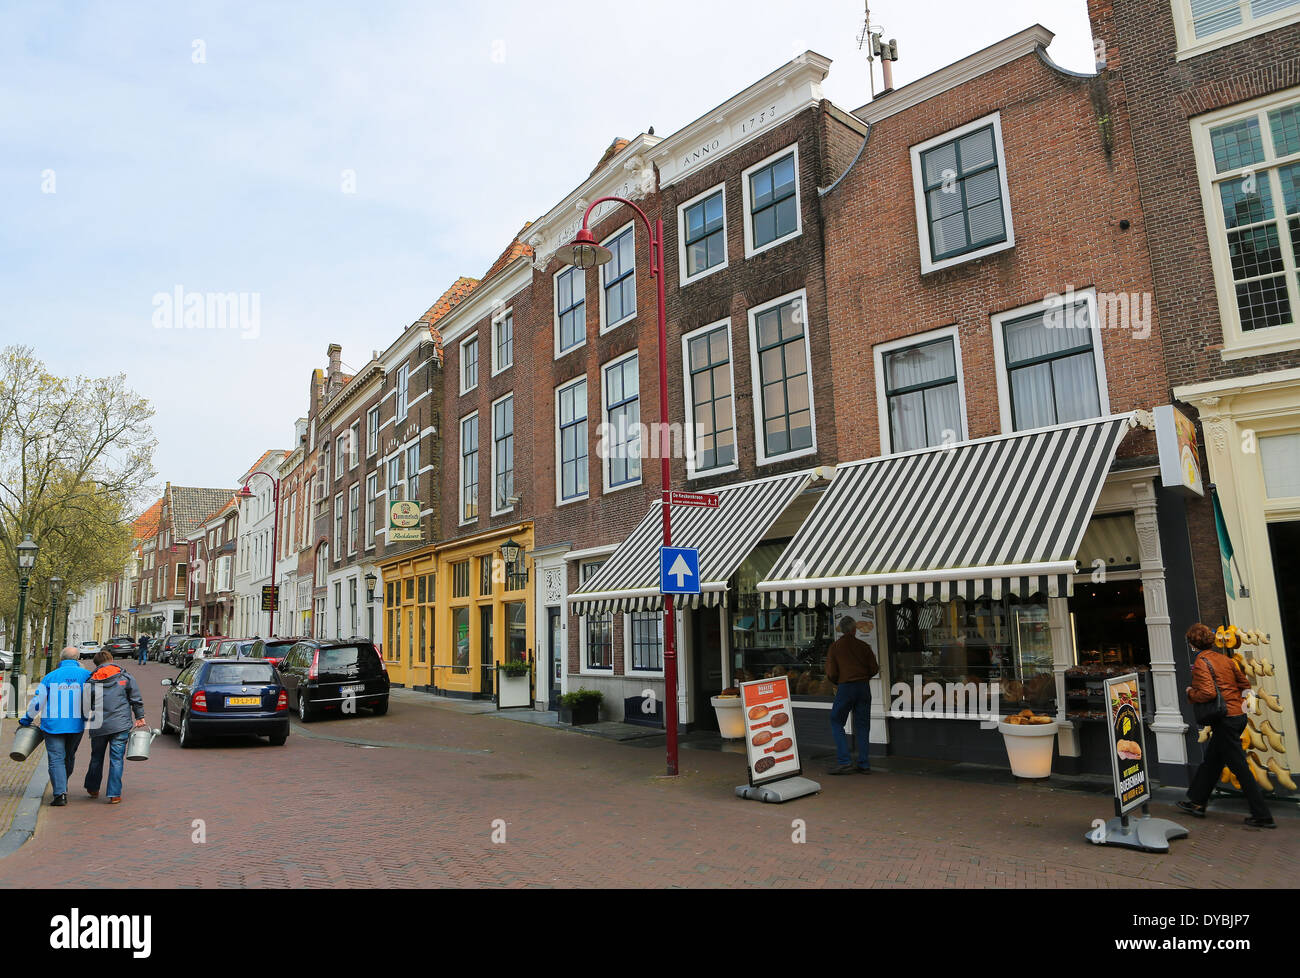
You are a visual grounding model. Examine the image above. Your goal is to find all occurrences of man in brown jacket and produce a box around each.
[825,617,879,775]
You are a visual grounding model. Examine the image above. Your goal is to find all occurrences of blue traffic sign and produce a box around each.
[660,546,700,595]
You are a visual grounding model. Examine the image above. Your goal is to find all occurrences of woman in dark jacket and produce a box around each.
[1178,624,1275,828]
[82,650,147,804]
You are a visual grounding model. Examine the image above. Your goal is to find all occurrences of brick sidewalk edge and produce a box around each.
[0,758,48,860]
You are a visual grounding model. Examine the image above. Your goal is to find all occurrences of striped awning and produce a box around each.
[567,470,817,615]
[757,415,1136,607]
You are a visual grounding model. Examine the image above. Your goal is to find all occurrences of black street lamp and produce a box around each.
[10,534,39,717]
[45,575,63,673]
[364,570,377,644]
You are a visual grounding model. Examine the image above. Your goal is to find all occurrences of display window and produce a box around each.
[1065,579,1152,722]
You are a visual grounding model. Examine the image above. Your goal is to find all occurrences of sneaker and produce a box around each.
[1176,800,1206,819]
[86,790,99,799]
[51,794,67,807]
[826,764,857,775]
[1244,816,1276,829]
[107,797,121,805]
[856,765,873,774]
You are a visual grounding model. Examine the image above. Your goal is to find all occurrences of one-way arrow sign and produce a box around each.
[660,546,701,595]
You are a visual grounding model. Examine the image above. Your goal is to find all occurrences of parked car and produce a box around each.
[148,638,164,661]
[172,636,214,669]
[249,637,299,669]
[0,649,12,672]
[78,640,100,659]
[101,636,137,658]
[159,658,289,747]
[161,633,192,665]
[276,639,389,722]
[210,639,258,659]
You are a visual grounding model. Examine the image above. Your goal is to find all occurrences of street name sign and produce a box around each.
[665,490,719,508]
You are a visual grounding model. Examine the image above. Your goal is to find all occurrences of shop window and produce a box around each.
[505,601,527,662]
[601,224,636,330]
[405,578,415,601]
[419,605,427,665]
[684,320,736,475]
[1066,580,1151,721]
[479,555,494,596]
[452,560,470,599]
[731,542,835,691]
[878,333,964,452]
[452,606,470,673]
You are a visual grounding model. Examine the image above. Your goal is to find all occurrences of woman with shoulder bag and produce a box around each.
[1177,623,1275,828]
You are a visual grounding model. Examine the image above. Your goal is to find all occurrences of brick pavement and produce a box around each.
[0,660,1294,888]
[0,721,43,835]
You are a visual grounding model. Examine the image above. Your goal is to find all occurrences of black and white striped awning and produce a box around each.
[567,470,816,616]
[757,415,1136,607]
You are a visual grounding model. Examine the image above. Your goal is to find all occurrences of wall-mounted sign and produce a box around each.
[740,676,803,787]
[388,500,423,542]
[1104,673,1150,815]
[260,585,278,612]
[1154,404,1204,497]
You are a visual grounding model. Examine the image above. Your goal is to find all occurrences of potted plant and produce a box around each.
[710,686,745,739]
[997,710,1059,779]
[496,658,532,709]
[558,688,603,726]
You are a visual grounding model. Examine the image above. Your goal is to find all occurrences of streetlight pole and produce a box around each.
[239,473,281,638]
[365,570,377,645]
[10,535,39,718]
[45,575,62,674]
[557,197,679,776]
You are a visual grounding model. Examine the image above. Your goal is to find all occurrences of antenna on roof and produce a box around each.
[856,2,899,99]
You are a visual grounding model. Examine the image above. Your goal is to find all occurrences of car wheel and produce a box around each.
[178,711,198,748]
[297,692,315,723]
[371,698,389,716]
[268,733,287,746]
[160,701,174,734]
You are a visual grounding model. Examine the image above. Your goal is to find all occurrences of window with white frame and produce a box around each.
[603,353,641,490]
[1174,0,1300,57]
[910,114,1014,273]
[679,185,727,282]
[749,292,816,463]
[348,484,359,554]
[992,292,1108,432]
[556,266,586,355]
[460,414,479,522]
[365,472,377,546]
[335,435,346,478]
[406,443,420,502]
[1193,91,1300,353]
[876,332,966,453]
[461,334,479,393]
[334,493,344,557]
[683,320,736,475]
[367,405,379,457]
[744,146,800,255]
[388,456,401,501]
[321,442,331,489]
[492,394,514,513]
[557,378,588,502]
[580,561,612,670]
[395,364,410,422]
[627,611,664,672]
[349,421,360,469]
[601,224,636,329]
[493,309,513,373]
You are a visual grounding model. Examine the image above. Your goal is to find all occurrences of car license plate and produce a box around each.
[341,684,365,695]
[226,696,260,706]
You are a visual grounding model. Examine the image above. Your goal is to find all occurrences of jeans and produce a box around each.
[830,681,873,768]
[43,731,84,796]
[85,730,130,798]
[139,649,147,664]
[1187,713,1272,820]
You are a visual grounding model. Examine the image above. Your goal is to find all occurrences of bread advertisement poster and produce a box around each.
[833,602,875,642]
[1105,673,1150,814]
[740,676,802,787]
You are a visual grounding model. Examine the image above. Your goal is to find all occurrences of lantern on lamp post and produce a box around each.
[10,534,39,716]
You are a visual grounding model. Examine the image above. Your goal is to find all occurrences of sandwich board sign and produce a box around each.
[733,676,820,804]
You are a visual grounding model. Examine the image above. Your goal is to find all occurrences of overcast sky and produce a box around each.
[0,0,1095,497]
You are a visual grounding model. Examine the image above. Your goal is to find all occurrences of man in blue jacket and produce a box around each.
[19,647,92,806]
[137,633,150,665]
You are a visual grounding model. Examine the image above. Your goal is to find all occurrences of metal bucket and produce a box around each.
[9,724,43,761]
[125,727,159,762]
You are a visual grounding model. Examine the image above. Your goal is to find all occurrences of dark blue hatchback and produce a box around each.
[160,659,290,748]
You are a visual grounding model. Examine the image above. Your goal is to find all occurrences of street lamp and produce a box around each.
[45,575,63,673]
[558,195,680,776]
[239,474,281,637]
[364,570,377,643]
[10,534,39,717]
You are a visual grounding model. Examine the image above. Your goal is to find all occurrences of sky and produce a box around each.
[0,0,1096,498]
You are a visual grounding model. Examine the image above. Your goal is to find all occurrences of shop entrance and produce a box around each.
[480,607,494,697]
[1069,579,1150,670]
[547,607,561,710]
[1268,520,1300,724]
[692,610,723,732]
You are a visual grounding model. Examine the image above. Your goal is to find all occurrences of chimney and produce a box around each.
[327,343,342,382]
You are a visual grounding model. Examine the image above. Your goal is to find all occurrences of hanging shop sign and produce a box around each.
[260,585,278,612]
[740,676,803,787]
[388,500,423,542]
[1105,673,1150,814]
[1154,404,1204,497]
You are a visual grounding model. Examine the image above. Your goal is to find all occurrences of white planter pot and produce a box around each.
[997,720,1059,779]
[497,672,532,709]
[711,695,746,740]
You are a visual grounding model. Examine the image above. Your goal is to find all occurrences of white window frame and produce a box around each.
[333,492,344,558]
[387,455,402,501]
[601,349,642,494]
[682,318,740,480]
[598,220,637,333]
[623,611,665,677]
[909,111,1015,275]
[1172,0,1300,61]
[490,392,515,517]
[747,288,819,466]
[365,472,378,547]
[677,181,729,287]
[460,333,479,395]
[741,142,802,258]
[366,406,379,458]
[348,483,359,556]
[990,287,1111,434]
[1191,88,1300,360]
[349,421,360,469]
[554,265,587,359]
[459,411,480,526]
[491,306,514,375]
[395,364,410,422]
[873,325,970,455]
[555,375,589,507]
[577,561,613,677]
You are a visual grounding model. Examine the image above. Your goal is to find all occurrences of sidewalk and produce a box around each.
[0,718,47,858]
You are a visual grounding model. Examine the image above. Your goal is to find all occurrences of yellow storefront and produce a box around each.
[381,524,534,700]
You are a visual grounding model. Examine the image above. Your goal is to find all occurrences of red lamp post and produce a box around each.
[238,473,281,638]
[557,196,679,776]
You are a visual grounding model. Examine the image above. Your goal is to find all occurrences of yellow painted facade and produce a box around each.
[381,524,534,699]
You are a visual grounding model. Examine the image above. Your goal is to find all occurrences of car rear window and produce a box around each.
[205,663,276,685]
[317,646,381,677]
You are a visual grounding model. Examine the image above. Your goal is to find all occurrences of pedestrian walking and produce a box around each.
[82,650,147,804]
[19,647,92,807]
[137,633,150,665]
[1177,623,1276,828]
[825,616,879,775]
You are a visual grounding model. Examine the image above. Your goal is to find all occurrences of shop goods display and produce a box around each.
[1207,624,1292,795]
[1002,708,1053,725]
[1064,663,1152,722]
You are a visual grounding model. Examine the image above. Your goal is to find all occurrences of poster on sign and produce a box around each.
[1104,673,1151,814]
[740,676,803,787]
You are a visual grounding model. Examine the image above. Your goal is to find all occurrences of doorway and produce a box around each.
[692,609,723,732]
[1267,520,1300,726]
[547,607,562,710]
[480,606,494,697]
